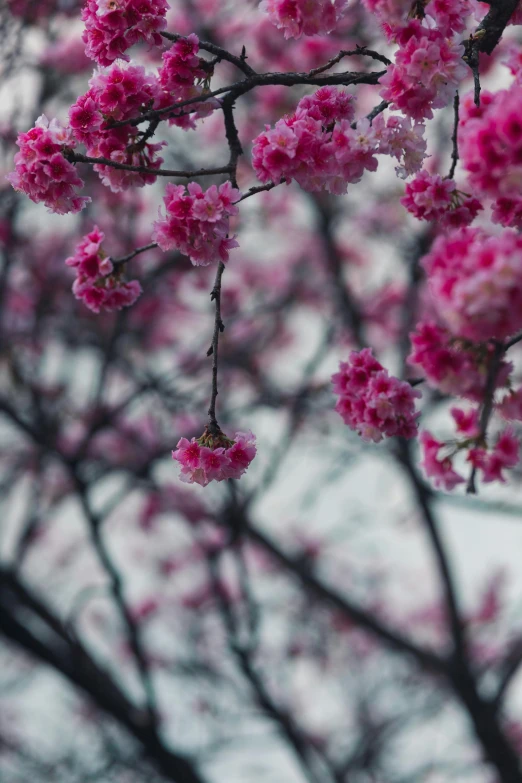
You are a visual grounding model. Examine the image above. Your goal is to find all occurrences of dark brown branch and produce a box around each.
[448,91,460,179]
[239,515,446,673]
[466,341,505,494]
[207,261,225,432]
[161,31,257,77]
[0,571,205,783]
[463,0,520,105]
[65,151,233,178]
[111,242,158,269]
[105,68,386,130]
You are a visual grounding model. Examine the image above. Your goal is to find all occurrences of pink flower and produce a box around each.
[419,430,465,491]
[6,115,90,214]
[172,428,256,485]
[379,21,467,121]
[421,227,522,343]
[332,348,420,442]
[260,0,348,38]
[66,226,141,312]
[81,0,169,66]
[152,181,241,266]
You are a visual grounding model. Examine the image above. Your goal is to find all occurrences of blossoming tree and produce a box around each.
[3,0,522,782]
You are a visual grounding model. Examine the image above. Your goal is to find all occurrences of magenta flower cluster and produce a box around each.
[401,171,482,228]
[260,0,348,39]
[379,20,467,121]
[332,348,420,443]
[69,62,166,192]
[81,0,169,66]
[420,427,519,492]
[6,116,90,214]
[422,227,522,344]
[152,182,240,266]
[460,83,522,229]
[172,429,257,486]
[408,322,512,400]
[66,226,142,313]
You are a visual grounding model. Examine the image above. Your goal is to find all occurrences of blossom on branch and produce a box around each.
[153,181,240,266]
[260,0,348,39]
[66,225,142,312]
[6,116,90,214]
[81,0,169,66]
[172,428,257,486]
[332,348,420,442]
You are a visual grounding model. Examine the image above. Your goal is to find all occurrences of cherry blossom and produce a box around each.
[81,0,169,66]
[6,115,90,214]
[152,181,240,265]
[66,226,142,312]
[172,428,257,485]
[332,348,420,442]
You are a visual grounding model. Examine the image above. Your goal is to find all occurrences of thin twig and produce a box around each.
[466,341,505,494]
[66,151,233,178]
[448,91,460,179]
[207,261,225,432]
[111,242,158,269]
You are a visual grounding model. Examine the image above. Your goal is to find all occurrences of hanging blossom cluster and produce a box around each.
[422,227,522,344]
[362,0,471,33]
[81,0,169,66]
[401,170,483,229]
[152,182,240,266]
[379,20,467,121]
[332,348,420,442]
[172,428,257,486]
[260,0,348,39]
[252,87,427,194]
[459,82,522,229]
[156,33,215,130]
[406,225,522,490]
[6,116,90,214]
[408,322,512,399]
[69,62,165,192]
[68,37,213,193]
[420,422,519,492]
[65,226,142,312]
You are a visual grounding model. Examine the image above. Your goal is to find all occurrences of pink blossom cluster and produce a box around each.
[65,226,142,313]
[252,88,428,192]
[69,62,165,192]
[172,428,257,486]
[379,21,467,120]
[259,0,348,39]
[459,84,522,229]
[332,348,420,442]
[81,0,169,66]
[363,0,470,35]
[156,34,215,130]
[152,181,240,265]
[420,425,519,491]
[6,115,90,214]
[499,388,522,421]
[422,227,522,343]
[401,170,482,228]
[408,321,512,398]
[374,113,427,178]
[252,87,380,194]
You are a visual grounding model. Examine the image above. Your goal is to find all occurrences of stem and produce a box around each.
[207,261,225,432]
[466,341,505,494]
[111,242,158,268]
[448,91,460,179]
